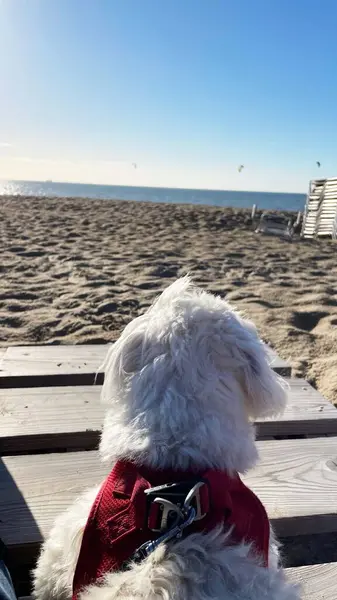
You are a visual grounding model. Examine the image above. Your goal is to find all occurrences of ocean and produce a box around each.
[0,180,306,212]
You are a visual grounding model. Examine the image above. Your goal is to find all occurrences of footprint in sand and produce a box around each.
[148,265,179,278]
[0,291,39,301]
[7,246,27,253]
[226,252,245,259]
[291,311,329,332]
[2,315,25,328]
[136,280,163,290]
[18,250,47,258]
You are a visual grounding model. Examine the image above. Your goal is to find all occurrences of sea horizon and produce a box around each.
[0,179,306,212]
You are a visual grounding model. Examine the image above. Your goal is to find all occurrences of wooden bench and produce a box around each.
[1,344,337,599]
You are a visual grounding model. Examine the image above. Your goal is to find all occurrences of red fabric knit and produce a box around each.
[72,461,269,599]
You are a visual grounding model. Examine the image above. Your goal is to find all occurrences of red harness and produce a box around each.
[73,461,269,599]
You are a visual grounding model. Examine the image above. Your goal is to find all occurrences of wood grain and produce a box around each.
[256,378,337,437]
[15,564,337,600]
[1,437,337,562]
[1,379,336,455]
[0,345,109,388]
[0,385,104,454]
[0,450,107,558]
[286,563,337,600]
[245,437,337,537]
[0,343,291,388]
[13,566,337,600]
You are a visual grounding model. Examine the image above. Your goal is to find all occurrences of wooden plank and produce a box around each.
[15,565,337,600]
[0,345,109,388]
[0,386,104,454]
[2,379,335,455]
[1,438,337,563]
[256,378,337,437]
[245,437,337,537]
[286,563,337,600]
[0,450,107,563]
[0,344,291,388]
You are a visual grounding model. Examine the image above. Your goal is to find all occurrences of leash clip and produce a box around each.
[184,481,207,521]
[145,479,209,532]
[126,480,210,567]
[132,505,196,564]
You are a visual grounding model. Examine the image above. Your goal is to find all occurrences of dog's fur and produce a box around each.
[33,277,300,600]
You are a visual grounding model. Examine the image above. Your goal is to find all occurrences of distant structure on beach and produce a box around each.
[302,177,337,239]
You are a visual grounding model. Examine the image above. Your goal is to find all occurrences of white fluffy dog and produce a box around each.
[33,277,300,600]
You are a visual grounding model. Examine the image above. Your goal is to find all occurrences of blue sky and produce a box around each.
[1,0,337,192]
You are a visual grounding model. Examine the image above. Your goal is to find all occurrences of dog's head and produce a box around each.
[100,277,287,471]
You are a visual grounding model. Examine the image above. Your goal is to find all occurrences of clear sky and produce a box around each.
[1,0,337,192]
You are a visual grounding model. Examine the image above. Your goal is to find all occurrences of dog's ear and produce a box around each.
[201,310,287,420]
[100,321,147,405]
[234,319,287,420]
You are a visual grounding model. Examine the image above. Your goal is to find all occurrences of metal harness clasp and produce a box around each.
[145,480,208,533]
[132,504,196,564]
[184,481,207,521]
[128,481,208,566]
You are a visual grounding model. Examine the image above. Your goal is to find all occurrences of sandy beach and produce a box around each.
[1,195,337,405]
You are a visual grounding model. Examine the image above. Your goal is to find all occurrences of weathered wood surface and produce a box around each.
[14,563,337,600]
[256,378,337,437]
[1,438,337,562]
[286,563,337,600]
[0,385,104,454]
[0,345,109,388]
[246,437,337,537]
[1,379,336,455]
[0,343,291,387]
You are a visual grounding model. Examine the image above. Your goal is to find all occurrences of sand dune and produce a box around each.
[1,195,337,405]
